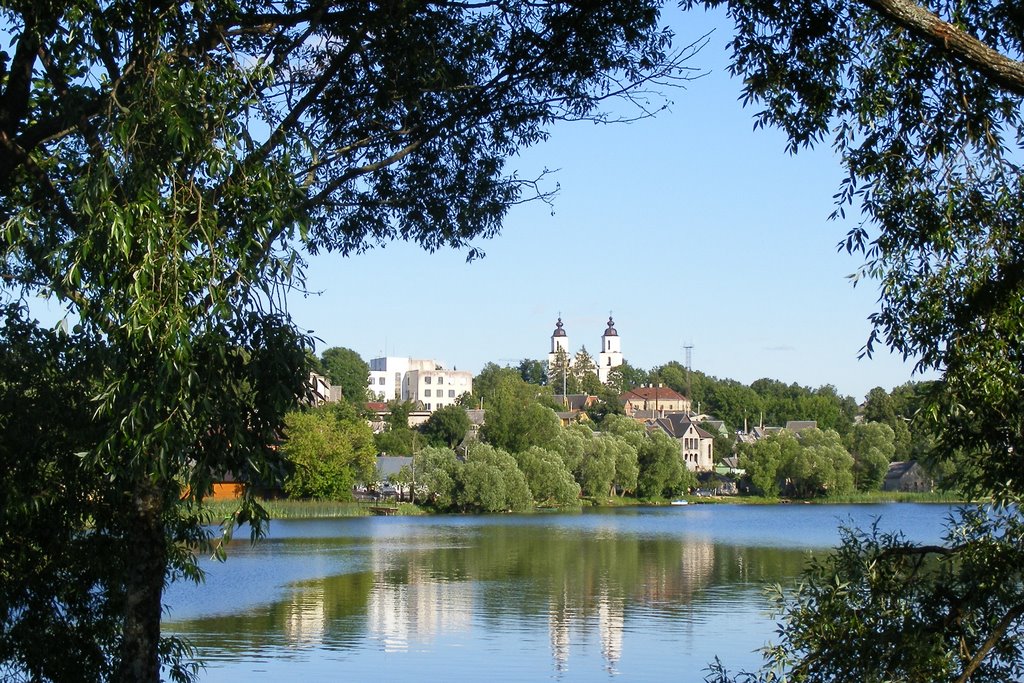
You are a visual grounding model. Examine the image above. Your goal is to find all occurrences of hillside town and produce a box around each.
[294,315,935,505]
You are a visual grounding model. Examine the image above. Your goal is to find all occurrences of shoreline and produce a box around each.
[199,491,967,520]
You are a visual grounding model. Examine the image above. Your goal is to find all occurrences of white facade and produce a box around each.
[547,315,625,387]
[597,316,623,384]
[678,422,715,472]
[547,317,570,371]
[308,372,332,405]
[404,367,472,412]
[369,356,471,411]
[368,356,410,402]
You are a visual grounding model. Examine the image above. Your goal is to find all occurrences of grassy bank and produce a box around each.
[197,491,965,521]
[200,498,426,520]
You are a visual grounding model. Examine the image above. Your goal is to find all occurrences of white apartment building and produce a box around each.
[368,356,409,402]
[368,356,472,411]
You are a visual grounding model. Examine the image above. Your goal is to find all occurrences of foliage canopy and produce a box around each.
[0,0,696,678]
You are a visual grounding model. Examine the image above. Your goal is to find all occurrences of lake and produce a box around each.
[164,503,957,682]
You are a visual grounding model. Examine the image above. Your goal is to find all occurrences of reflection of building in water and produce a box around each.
[547,582,625,676]
[598,592,624,674]
[680,540,716,591]
[548,587,571,673]
[366,563,473,652]
[636,539,716,604]
[283,585,326,646]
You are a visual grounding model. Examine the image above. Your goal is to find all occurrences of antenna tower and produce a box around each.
[683,342,694,402]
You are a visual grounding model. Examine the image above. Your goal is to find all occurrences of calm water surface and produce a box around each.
[164,504,956,682]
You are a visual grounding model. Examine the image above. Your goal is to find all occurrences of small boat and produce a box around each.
[670,500,689,506]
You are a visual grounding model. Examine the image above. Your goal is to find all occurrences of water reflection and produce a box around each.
[165,505,952,681]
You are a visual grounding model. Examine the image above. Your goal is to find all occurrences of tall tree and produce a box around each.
[421,404,472,449]
[573,346,601,394]
[479,374,560,453]
[281,402,377,499]
[547,347,576,395]
[0,0,695,677]
[319,347,370,405]
[517,358,548,387]
[473,363,522,407]
[846,422,897,492]
[687,0,1024,677]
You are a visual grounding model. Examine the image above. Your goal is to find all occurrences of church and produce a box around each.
[548,315,624,384]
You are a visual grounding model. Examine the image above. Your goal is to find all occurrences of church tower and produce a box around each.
[598,316,623,384]
[548,316,570,371]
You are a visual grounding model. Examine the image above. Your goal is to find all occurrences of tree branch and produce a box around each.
[857,0,1024,96]
[954,601,1024,683]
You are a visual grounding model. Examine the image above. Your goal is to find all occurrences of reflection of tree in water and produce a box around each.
[165,570,375,655]
[167,523,810,672]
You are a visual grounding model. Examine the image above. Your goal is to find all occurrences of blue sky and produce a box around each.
[288,7,931,402]
[21,6,926,402]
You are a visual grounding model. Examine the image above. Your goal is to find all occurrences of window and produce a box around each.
[426,403,431,410]
[424,376,432,384]
[438,376,444,384]
[448,390,455,398]
[424,389,431,397]
[378,377,385,385]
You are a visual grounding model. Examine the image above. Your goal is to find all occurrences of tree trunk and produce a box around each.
[117,480,167,683]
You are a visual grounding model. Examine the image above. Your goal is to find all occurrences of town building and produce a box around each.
[597,317,623,384]
[620,385,691,418]
[368,356,472,412]
[883,461,933,492]
[308,371,332,405]
[649,413,715,472]
[547,315,625,386]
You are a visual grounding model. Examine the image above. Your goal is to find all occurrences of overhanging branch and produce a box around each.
[858,0,1024,96]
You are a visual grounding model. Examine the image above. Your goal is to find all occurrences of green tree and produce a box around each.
[474,363,523,407]
[415,446,461,510]
[319,347,370,405]
[609,360,651,394]
[282,403,377,500]
[862,386,914,460]
[706,380,764,431]
[479,374,560,452]
[652,361,689,398]
[458,444,532,512]
[421,405,472,449]
[513,446,581,507]
[738,437,785,498]
[688,0,1024,668]
[584,391,627,427]
[790,428,855,498]
[846,422,897,492]
[0,1,697,675]
[549,425,590,474]
[517,358,548,386]
[573,346,602,395]
[577,433,618,498]
[707,508,1024,683]
[547,347,576,394]
[374,400,419,455]
[0,307,134,683]
[611,437,640,496]
[636,432,695,499]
